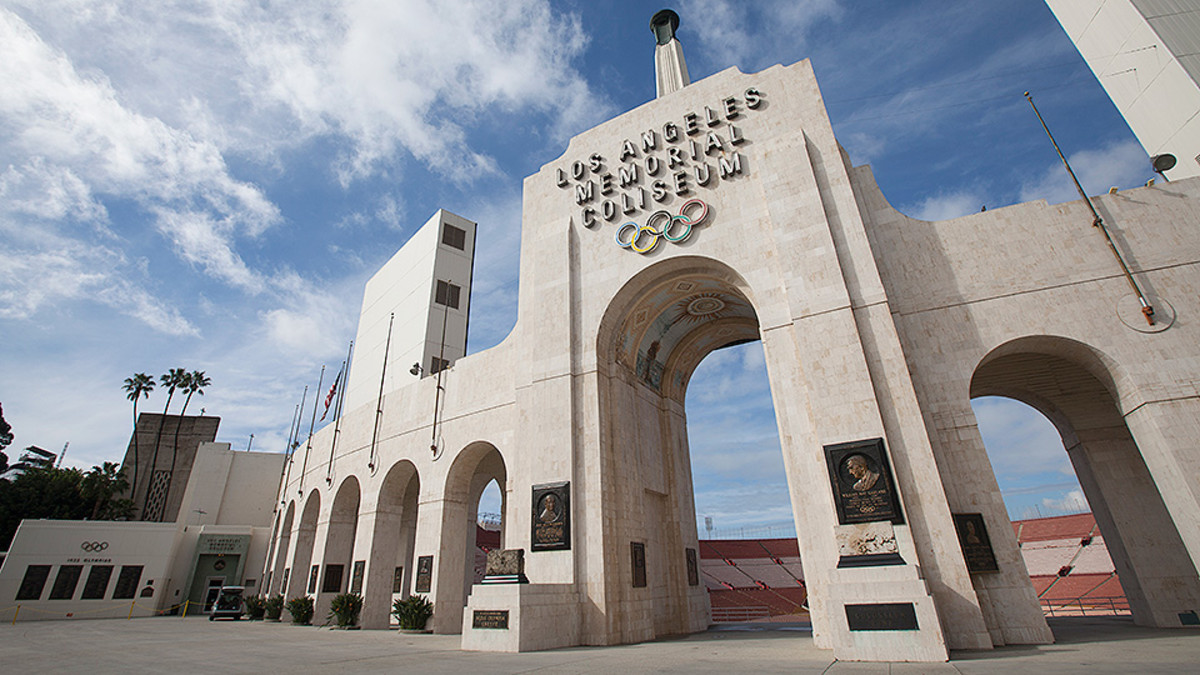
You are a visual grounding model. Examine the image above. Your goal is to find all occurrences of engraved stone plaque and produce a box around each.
[845,602,919,631]
[531,481,571,551]
[415,555,433,593]
[835,522,905,568]
[824,438,904,525]
[953,513,1000,573]
[485,549,525,577]
[685,548,699,587]
[631,542,647,588]
[472,609,509,629]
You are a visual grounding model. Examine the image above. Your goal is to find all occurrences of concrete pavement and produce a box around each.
[2,615,1198,673]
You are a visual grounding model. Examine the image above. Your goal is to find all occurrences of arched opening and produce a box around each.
[474,479,504,584]
[436,441,506,633]
[317,477,361,618]
[595,256,798,640]
[288,490,321,599]
[269,501,296,596]
[970,338,1200,627]
[363,460,420,629]
[686,341,805,623]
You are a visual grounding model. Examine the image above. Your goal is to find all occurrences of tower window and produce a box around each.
[442,223,467,250]
[435,280,461,309]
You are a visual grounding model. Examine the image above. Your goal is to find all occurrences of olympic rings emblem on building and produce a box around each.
[615,199,710,254]
[80,541,109,552]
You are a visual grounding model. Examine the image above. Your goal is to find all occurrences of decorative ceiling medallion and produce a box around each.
[686,296,726,316]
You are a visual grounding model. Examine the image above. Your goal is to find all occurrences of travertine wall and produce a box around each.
[268,57,1200,662]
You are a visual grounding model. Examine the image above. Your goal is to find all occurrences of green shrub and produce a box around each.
[329,593,363,628]
[265,594,285,621]
[286,596,314,625]
[244,595,267,620]
[391,594,433,630]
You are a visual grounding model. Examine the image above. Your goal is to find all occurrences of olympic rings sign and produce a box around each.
[615,199,710,254]
[81,541,109,552]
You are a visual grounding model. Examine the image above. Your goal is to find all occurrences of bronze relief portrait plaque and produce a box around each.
[953,513,1000,573]
[531,481,571,551]
[415,555,433,593]
[824,438,904,525]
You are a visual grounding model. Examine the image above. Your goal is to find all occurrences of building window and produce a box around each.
[322,564,344,594]
[435,280,461,309]
[442,223,467,250]
[82,565,113,599]
[49,565,83,600]
[112,565,144,599]
[15,565,51,601]
[431,357,450,374]
[307,565,319,594]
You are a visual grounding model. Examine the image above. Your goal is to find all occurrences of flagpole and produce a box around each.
[325,340,354,485]
[277,401,301,508]
[298,365,324,495]
[430,303,450,458]
[1024,92,1155,326]
[368,314,395,472]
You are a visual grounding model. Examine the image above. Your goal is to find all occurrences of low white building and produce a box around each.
[0,441,284,621]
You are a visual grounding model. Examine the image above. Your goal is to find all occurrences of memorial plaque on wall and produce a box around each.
[472,609,510,629]
[415,555,433,593]
[824,438,904,525]
[392,566,404,593]
[631,542,647,588]
[322,564,344,593]
[953,513,1000,573]
[685,548,699,586]
[845,602,919,631]
[350,560,366,594]
[531,481,571,551]
[307,565,320,593]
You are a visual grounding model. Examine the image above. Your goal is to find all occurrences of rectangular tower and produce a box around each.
[1046,0,1200,179]
[342,209,476,415]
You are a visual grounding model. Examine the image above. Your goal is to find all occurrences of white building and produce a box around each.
[1046,0,1200,179]
[0,442,284,620]
[263,10,1200,662]
[342,210,476,415]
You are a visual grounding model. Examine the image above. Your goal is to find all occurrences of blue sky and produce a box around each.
[1,1,1152,530]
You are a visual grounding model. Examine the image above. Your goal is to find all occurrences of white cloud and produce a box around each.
[1019,139,1149,204]
[676,0,842,72]
[972,396,1072,481]
[1042,489,1089,514]
[905,189,988,221]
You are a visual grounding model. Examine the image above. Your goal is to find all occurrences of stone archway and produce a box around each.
[288,490,321,599]
[361,460,420,629]
[268,501,295,596]
[434,441,506,633]
[316,477,360,617]
[971,336,1200,627]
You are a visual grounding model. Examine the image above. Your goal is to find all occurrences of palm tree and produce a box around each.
[122,373,155,497]
[143,368,187,519]
[161,370,211,511]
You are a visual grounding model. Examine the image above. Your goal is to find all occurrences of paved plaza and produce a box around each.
[2,616,1198,673]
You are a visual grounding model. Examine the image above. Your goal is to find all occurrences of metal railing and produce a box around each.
[1040,596,1130,617]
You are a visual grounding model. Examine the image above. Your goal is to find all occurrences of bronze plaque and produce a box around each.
[472,609,510,629]
[953,513,1000,573]
[531,481,571,551]
[392,566,404,593]
[845,602,918,631]
[350,560,365,594]
[685,548,699,586]
[307,565,320,594]
[824,438,904,525]
[415,555,433,593]
[631,542,647,588]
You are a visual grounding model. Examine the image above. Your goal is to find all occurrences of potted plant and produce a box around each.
[244,595,267,620]
[391,594,434,632]
[329,593,363,629]
[265,594,285,621]
[286,596,315,625]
